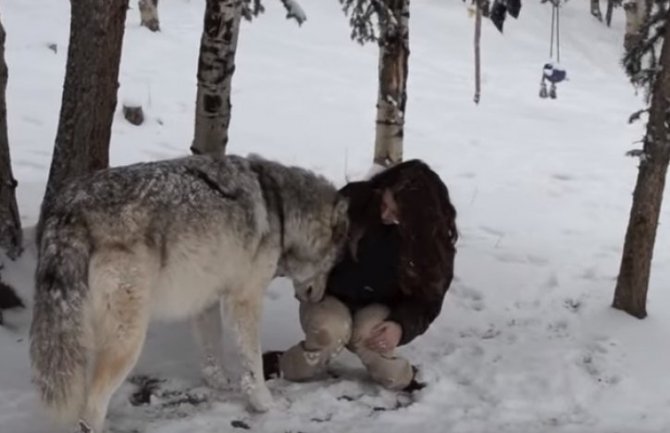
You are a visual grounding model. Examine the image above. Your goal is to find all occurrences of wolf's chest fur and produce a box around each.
[146,230,278,320]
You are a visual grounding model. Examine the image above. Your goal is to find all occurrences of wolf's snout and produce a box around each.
[295,284,324,303]
[295,285,314,302]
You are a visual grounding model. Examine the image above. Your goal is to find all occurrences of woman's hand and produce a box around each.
[366,321,402,353]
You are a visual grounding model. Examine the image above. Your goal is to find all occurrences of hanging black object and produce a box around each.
[539,1,567,99]
[490,0,507,32]
[507,0,522,18]
[489,0,522,33]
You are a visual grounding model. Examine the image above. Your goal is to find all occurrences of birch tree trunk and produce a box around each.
[43,0,128,207]
[613,12,670,319]
[139,0,160,32]
[191,0,243,155]
[0,19,21,259]
[374,0,409,168]
[624,0,650,52]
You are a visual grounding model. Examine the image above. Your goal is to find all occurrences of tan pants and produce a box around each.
[279,296,414,390]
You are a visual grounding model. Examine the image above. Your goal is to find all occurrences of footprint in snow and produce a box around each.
[479,225,505,238]
[544,273,559,290]
[551,173,574,182]
[579,338,621,386]
[546,319,571,338]
[451,285,485,311]
[563,297,583,313]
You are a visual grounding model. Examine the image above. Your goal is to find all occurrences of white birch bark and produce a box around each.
[191,0,243,155]
[374,0,409,168]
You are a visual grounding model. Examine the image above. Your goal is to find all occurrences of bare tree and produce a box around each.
[191,0,306,156]
[592,0,604,20]
[0,19,21,259]
[339,0,409,168]
[605,0,623,26]
[582,0,624,27]
[139,0,160,32]
[42,0,129,208]
[614,3,670,318]
[191,0,244,155]
[373,0,409,167]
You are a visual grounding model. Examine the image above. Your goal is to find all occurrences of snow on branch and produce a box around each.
[629,108,650,123]
[242,0,306,25]
[242,0,265,21]
[338,0,398,44]
[279,0,307,25]
[622,0,669,101]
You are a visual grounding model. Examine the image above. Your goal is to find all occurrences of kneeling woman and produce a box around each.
[264,160,457,391]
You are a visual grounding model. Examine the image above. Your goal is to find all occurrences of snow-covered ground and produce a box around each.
[2,0,670,432]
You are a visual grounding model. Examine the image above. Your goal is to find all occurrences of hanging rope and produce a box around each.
[540,1,567,99]
[549,0,560,63]
[474,0,482,104]
[556,1,560,63]
[550,3,555,59]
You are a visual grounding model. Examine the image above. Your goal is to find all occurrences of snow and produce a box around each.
[280,0,308,25]
[2,0,670,432]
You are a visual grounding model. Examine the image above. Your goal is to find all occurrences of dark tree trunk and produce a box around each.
[374,0,409,168]
[613,12,670,319]
[591,0,604,20]
[43,0,128,207]
[139,0,160,32]
[0,19,21,259]
[606,0,616,26]
[191,0,242,155]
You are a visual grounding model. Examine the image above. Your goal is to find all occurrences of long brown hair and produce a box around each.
[340,160,457,297]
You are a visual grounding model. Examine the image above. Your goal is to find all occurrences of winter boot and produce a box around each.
[402,366,427,393]
[262,351,284,380]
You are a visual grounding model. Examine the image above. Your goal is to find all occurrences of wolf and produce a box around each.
[30,153,349,433]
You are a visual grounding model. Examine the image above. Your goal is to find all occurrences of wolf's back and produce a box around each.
[30,212,92,422]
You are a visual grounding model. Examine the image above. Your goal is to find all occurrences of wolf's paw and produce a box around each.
[77,420,93,433]
[248,386,274,412]
[202,364,234,391]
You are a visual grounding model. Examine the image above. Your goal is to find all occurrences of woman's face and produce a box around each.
[380,189,400,225]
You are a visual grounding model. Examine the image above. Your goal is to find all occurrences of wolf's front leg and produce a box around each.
[225,287,273,412]
[192,301,232,391]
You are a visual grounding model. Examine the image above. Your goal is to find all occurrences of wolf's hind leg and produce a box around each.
[80,247,156,432]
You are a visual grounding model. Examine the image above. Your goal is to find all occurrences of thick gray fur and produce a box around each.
[30,153,348,432]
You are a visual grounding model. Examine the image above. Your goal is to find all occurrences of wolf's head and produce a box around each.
[282,194,349,303]
[247,154,350,303]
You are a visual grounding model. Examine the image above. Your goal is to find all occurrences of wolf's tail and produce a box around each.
[30,214,92,423]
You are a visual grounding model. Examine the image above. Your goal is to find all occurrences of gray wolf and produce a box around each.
[30,153,349,432]
[265,159,457,391]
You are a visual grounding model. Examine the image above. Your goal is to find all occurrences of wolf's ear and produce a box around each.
[331,195,349,244]
[246,152,264,162]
